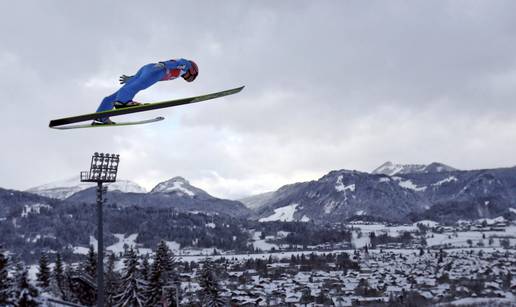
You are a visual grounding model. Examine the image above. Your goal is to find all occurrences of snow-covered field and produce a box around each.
[258,203,299,222]
[68,220,516,258]
[71,234,222,257]
[252,231,280,251]
[108,233,139,254]
[425,226,516,248]
[392,177,427,191]
[349,220,516,248]
[176,246,513,263]
[446,294,516,306]
[349,222,420,248]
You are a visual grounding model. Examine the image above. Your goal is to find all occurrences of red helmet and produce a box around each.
[183,60,198,82]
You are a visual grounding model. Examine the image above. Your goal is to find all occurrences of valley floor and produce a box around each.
[178,248,516,306]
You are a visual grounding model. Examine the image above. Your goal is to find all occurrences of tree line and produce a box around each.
[0,243,226,307]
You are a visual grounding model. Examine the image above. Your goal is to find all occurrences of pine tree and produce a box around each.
[114,248,146,307]
[62,265,78,302]
[355,278,370,297]
[503,271,512,290]
[198,259,225,307]
[155,241,175,276]
[85,245,97,278]
[140,255,150,282]
[0,247,12,305]
[369,232,377,249]
[15,267,40,307]
[67,263,95,306]
[11,261,25,303]
[50,253,66,299]
[36,253,51,291]
[146,252,165,305]
[146,241,177,306]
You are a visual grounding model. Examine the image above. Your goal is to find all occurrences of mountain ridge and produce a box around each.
[26,176,146,199]
[372,161,457,176]
[20,163,516,223]
[255,165,516,223]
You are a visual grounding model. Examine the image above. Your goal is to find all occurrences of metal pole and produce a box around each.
[96,182,104,307]
[81,152,119,307]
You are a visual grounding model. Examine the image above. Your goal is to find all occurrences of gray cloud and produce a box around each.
[1,1,516,199]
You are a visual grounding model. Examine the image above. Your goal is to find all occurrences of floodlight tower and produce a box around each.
[80,152,120,307]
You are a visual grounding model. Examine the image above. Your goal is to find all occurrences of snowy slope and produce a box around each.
[372,161,457,176]
[109,180,147,194]
[26,176,146,199]
[239,191,275,210]
[255,164,516,223]
[63,175,252,218]
[259,203,299,222]
[151,176,207,197]
[372,162,426,176]
[256,170,430,223]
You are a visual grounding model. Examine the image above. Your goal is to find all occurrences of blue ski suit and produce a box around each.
[96,58,193,113]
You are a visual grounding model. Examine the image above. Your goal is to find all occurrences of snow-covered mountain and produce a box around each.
[26,176,146,199]
[256,165,516,223]
[66,176,252,218]
[109,180,147,194]
[238,191,275,210]
[25,175,251,218]
[256,170,429,223]
[372,161,457,176]
[0,186,252,263]
[150,176,208,197]
[3,166,516,264]
[18,165,516,224]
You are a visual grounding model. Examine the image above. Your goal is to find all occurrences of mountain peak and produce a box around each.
[150,177,205,197]
[169,176,189,184]
[372,161,425,176]
[372,161,456,176]
[423,162,457,173]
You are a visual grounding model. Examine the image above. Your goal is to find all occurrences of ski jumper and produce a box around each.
[96,58,193,113]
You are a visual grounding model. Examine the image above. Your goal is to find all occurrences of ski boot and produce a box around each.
[114,101,143,109]
[92,118,116,126]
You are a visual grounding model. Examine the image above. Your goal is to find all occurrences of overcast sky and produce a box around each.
[1,1,516,199]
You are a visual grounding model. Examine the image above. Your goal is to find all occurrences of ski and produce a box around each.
[50,116,164,130]
[49,86,244,128]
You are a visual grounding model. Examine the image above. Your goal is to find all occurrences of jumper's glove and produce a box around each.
[119,74,134,84]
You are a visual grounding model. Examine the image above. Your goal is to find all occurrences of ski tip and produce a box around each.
[228,85,245,94]
[229,85,245,92]
[51,116,165,130]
